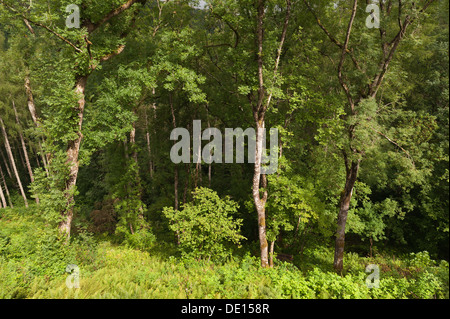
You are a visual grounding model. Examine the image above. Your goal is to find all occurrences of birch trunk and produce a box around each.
[25,75,39,125]
[269,241,275,268]
[144,107,153,178]
[0,174,6,208]
[25,75,49,177]
[129,115,144,220]
[0,116,28,208]
[253,122,269,268]
[0,148,12,179]
[251,0,290,268]
[0,164,12,207]
[12,101,39,204]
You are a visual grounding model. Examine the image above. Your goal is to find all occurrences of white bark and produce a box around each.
[0,116,28,208]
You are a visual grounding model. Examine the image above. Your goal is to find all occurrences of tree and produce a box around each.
[12,100,39,204]
[203,0,292,268]
[302,0,436,272]
[1,0,150,239]
[0,115,28,207]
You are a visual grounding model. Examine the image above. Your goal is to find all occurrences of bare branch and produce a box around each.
[22,18,35,35]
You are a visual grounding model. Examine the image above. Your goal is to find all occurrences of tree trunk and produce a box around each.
[123,137,137,234]
[25,74,49,177]
[182,164,189,204]
[253,122,269,268]
[207,116,211,188]
[0,164,12,208]
[0,148,12,179]
[208,163,211,188]
[174,166,179,211]
[12,100,39,204]
[0,173,6,208]
[269,241,275,268]
[144,107,153,178]
[129,114,144,221]
[129,121,138,163]
[174,166,180,244]
[0,116,28,208]
[169,93,180,211]
[59,75,88,239]
[250,0,290,268]
[25,75,39,125]
[16,141,27,170]
[149,88,158,178]
[194,121,201,189]
[253,0,269,269]
[333,159,360,273]
[169,93,181,244]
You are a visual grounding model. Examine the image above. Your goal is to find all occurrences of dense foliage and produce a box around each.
[0,0,448,299]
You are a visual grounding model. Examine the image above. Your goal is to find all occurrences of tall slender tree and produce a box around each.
[302,0,436,272]
[12,100,39,204]
[0,115,28,207]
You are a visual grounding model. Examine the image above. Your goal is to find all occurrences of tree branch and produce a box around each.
[207,12,240,49]
[22,18,35,35]
[302,0,362,72]
[369,127,415,167]
[100,44,126,63]
[263,0,291,115]
[255,0,266,122]
[87,0,146,33]
[369,0,435,97]
[337,0,358,113]
[0,0,83,53]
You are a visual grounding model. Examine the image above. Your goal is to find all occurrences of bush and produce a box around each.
[163,187,246,261]
[408,251,434,269]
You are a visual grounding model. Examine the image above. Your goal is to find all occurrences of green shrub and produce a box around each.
[163,187,246,261]
[408,251,435,269]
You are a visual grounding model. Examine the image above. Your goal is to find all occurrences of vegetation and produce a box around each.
[0,0,448,299]
[1,206,448,299]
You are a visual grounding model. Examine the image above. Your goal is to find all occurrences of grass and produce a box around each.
[0,206,448,299]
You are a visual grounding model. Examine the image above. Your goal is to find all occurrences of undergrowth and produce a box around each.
[0,207,448,299]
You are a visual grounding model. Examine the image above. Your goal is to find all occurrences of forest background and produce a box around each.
[0,0,448,299]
